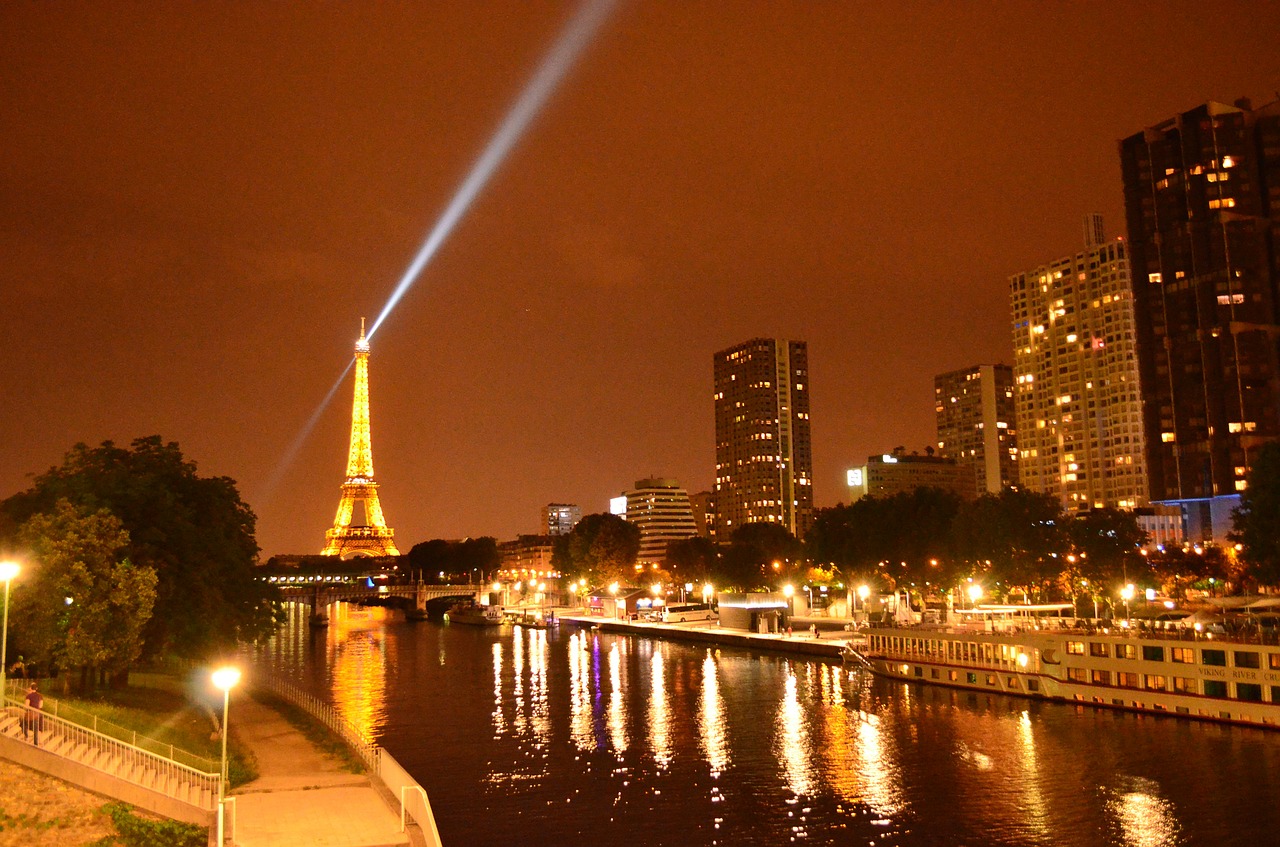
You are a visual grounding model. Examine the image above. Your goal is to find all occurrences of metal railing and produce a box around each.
[249,672,443,846]
[2,678,218,773]
[1,694,219,809]
[248,673,380,771]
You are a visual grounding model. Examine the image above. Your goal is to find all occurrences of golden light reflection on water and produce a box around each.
[855,711,902,817]
[568,632,593,752]
[325,604,389,739]
[608,642,628,754]
[776,664,814,797]
[491,642,506,736]
[527,627,551,744]
[648,648,671,769]
[1111,779,1181,847]
[698,651,728,777]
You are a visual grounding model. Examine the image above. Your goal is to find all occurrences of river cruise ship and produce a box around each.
[854,604,1280,729]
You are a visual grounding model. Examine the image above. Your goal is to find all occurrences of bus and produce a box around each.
[663,602,717,623]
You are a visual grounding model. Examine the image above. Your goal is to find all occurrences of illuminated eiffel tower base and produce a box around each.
[321,320,400,558]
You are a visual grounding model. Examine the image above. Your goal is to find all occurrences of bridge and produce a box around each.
[275,581,484,625]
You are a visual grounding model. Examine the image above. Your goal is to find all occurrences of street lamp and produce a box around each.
[857,584,870,616]
[1120,584,1135,621]
[212,665,240,844]
[967,583,984,609]
[782,583,795,617]
[0,561,19,696]
[702,583,713,605]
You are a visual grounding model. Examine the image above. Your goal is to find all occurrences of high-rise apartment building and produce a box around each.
[618,478,699,566]
[713,338,813,538]
[541,503,581,537]
[1120,99,1280,539]
[935,364,1018,494]
[1009,215,1148,512]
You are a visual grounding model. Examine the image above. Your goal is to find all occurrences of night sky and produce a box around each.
[4,2,1279,557]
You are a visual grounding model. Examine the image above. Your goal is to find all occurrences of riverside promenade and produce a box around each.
[228,692,421,847]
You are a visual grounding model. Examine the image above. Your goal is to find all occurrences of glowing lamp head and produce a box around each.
[0,561,19,582]
[491,582,501,592]
[782,584,795,598]
[608,582,619,596]
[702,583,713,598]
[857,584,870,601]
[212,667,241,692]
[967,584,984,603]
[1120,584,1135,602]
[1016,653,1029,669]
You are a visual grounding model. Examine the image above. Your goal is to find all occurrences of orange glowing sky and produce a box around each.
[3,2,1279,555]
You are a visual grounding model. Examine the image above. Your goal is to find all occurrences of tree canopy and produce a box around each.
[551,512,641,586]
[11,500,157,688]
[1232,442,1280,586]
[1,436,279,660]
[406,536,500,582]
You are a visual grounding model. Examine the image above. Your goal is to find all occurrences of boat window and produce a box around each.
[1234,651,1260,669]
[1171,647,1194,663]
[966,672,978,684]
[1173,677,1195,693]
[1142,646,1165,662]
[1116,644,1137,660]
[1202,649,1226,666]
[1117,672,1140,688]
[1270,654,1280,671]
[1144,675,1167,691]
[1066,641,1085,655]
[1204,680,1228,697]
[1067,667,1088,683]
[1089,642,1109,657]
[1027,679,1039,692]
[1237,682,1263,702]
[1091,669,1111,685]
[1271,685,1280,703]
[949,670,958,681]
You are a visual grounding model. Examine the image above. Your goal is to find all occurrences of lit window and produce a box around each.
[1229,422,1243,434]
[1161,432,1176,443]
[1222,155,1235,168]
[1148,273,1163,284]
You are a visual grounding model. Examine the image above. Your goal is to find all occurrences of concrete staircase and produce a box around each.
[0,703,217,820]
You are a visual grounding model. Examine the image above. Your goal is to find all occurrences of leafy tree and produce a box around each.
[719,523,800,590]
[664,536,718,584]
[1231,442,1280,587]
[951,488,1065,600]
[1,436,279,660]
[551,513,640,587]
[407,537,500,582]
[12,500,157,691]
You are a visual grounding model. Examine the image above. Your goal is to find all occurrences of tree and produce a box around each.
[1,437,279,660]
[1231,442,1280,587]
[719,523,800,590]
[951,488,1065,600]
[664,536,718,584]
[551,513,640,587]
[407,537,500,582]
[12,500,157,691]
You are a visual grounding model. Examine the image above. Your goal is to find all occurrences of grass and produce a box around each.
[252,691,366,774]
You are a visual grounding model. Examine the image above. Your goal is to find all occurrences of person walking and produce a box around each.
[22,682,43,746]
[8,655,25,679]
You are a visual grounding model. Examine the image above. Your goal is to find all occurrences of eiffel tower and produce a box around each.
[321,319,400,558]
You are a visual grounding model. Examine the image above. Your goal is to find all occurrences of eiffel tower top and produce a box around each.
[356,316,370,353]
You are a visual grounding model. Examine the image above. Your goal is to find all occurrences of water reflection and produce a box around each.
[1110,777,1181,847]
[648,648,671,769]
[325,604,388,738]
[776,662,814,797]
[698,651,728,777]
[568,632,593,752]
[608,641,627,754]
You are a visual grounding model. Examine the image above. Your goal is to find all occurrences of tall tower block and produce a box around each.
[321,320,400,558]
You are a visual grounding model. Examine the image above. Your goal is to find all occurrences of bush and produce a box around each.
[100,803,205,847]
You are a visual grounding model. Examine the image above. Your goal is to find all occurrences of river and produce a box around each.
[246,602,1280,847]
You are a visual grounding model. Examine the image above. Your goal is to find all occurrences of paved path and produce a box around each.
[229,693,409,847]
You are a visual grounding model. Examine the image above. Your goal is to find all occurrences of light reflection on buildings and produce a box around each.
[698,651,728,777]
[648,649,671,769]
[325,603,389,739]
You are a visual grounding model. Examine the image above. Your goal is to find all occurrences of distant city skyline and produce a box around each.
[3,4,1279,555]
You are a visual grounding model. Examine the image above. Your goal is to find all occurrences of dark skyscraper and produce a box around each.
[1120,99,1280,539]
[713,339,813,539]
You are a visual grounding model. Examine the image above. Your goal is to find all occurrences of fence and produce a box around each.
[2,677,218,773]
[248,671,443,846]
[0,689,219,810]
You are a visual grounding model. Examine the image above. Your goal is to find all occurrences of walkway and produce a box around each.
[229,693,411,847]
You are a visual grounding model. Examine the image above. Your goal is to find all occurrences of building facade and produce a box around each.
[1009,215,1149,512]
[618,478,699,567]
[713,338,814,538]
[498,535,556,577]
[935,364,1018,494]
[1119,99,1280,540]
[541,503,581,537]
[846,450,978,502]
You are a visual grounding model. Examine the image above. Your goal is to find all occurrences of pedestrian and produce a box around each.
[8,655,24,679]
[787,625,793,637]
[811,623,819,639]
[23,682,44,746]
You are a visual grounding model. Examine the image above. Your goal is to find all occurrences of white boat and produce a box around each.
[852,604,1280,730]
[446,603,505,626]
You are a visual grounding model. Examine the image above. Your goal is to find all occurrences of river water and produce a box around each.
[247,603,1280,847]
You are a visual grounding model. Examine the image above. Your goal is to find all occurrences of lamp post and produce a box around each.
[1120,584,1135,622]
[0,561,19,696]
[783,583,795,619]
[967,583,983,610]
[702,583,713,606]
[857,584,870,618]
[212,666,240,845]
